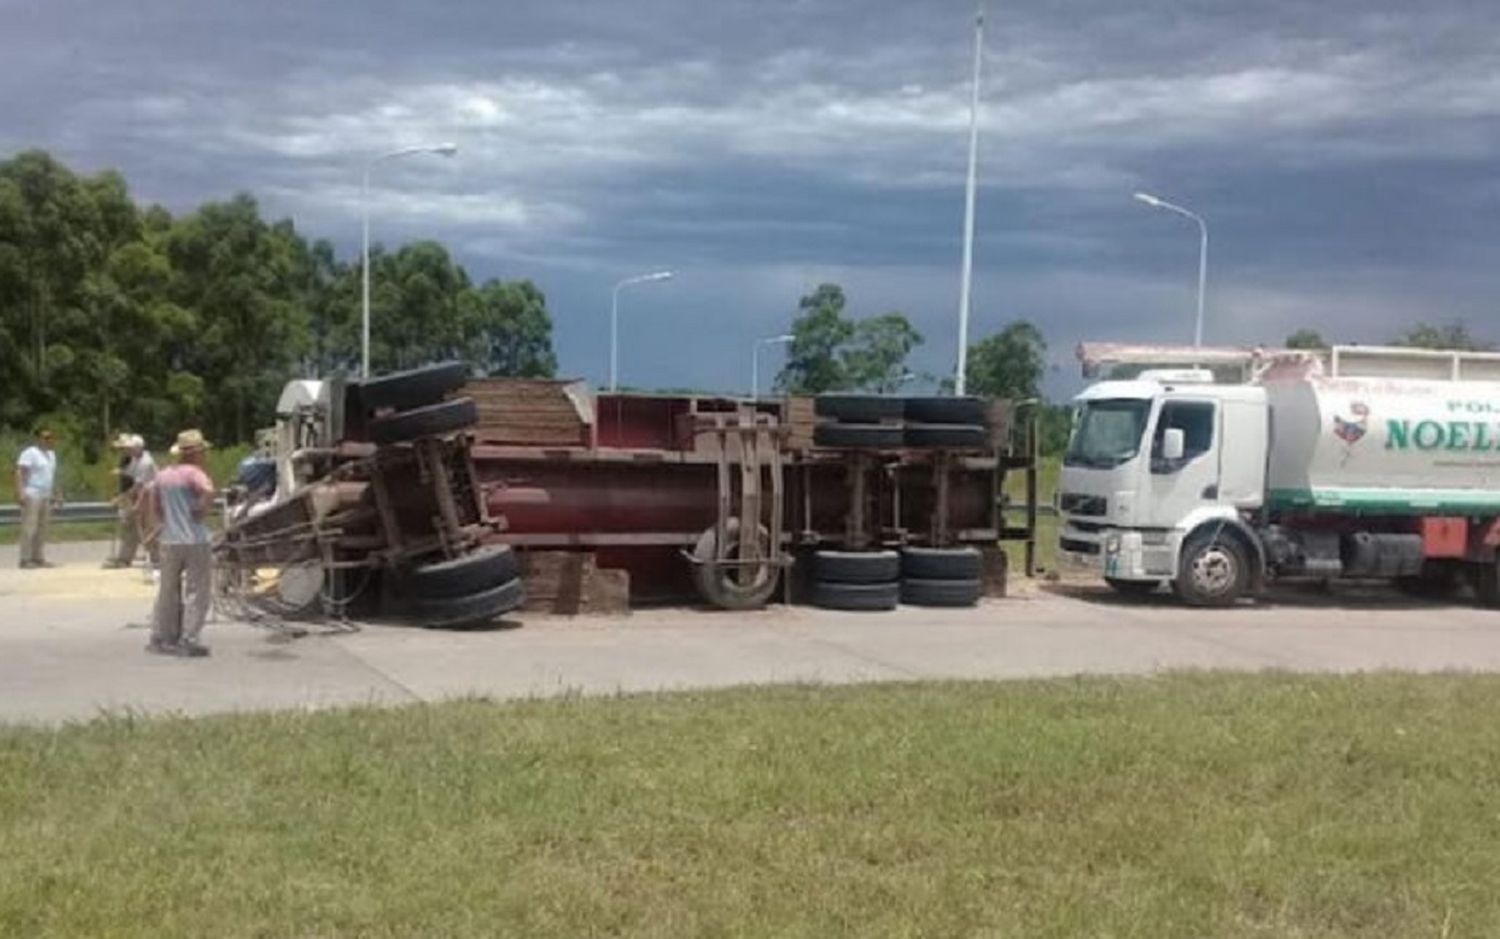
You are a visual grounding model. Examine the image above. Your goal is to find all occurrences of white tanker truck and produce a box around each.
[1058,343,1500,606]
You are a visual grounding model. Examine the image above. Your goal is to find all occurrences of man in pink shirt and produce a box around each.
[144,429,216,657]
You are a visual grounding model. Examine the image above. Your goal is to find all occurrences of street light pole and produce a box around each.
[751,334,795,398]
[1133,191,1209,347]
[360,142,459,379]
[609,271,674,392]
[954,0,985,396]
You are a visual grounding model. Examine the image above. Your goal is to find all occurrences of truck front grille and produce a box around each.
[1060,537,1101,556]
[1060,493,1107,517]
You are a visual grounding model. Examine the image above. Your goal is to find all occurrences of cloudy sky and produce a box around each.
[5,0,1499,396]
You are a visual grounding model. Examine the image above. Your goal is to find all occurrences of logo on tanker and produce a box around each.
[1333,402,1370,445]
[1381,398,1500,453]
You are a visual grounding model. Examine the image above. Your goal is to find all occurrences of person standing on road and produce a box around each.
[145,429,216,657]
[105,434,158,569]
[14,427,61,569]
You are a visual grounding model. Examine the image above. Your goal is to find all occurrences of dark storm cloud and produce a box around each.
[4,0,1499,394]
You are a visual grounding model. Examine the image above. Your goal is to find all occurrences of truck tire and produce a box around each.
[813,423,904,449]
[368,397,478,445]
[352,361,469,412]
[900,577,981,607]
[815,550,900,584]
[812,580,899,611]
[900,546,981,580]
[903,396,987,426]
[903,424,989,449]
[407,577,525,628]
[401,545,519,600]
[1395,562,1461,600]
[814,394,903,423]
[1173,532,1250,607]
[1474,559,1500,608]
[692,519,780,610]
[1106,577,1160,598]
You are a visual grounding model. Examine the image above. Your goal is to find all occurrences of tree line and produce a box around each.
[0,150,556,457]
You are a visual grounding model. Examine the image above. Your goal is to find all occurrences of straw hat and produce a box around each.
[169,428,211,456]
[111,432,134,449]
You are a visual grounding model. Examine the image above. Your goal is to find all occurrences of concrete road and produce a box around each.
[2,542,1498,724]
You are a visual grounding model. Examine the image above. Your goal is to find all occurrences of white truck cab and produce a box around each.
[1058,371,1270,603]
[1060,343,1500,607]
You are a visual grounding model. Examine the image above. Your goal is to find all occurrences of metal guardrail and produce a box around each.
[0,501,120,525]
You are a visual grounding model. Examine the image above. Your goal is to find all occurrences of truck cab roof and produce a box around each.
[1074,380,1267,404]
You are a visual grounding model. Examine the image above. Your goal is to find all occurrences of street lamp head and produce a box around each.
[1133,191,1163,207]
[644,270,673,282]
[432,143,459,157]
[773,333,794,343]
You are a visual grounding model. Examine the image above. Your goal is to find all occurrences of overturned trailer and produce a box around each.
[219,364,1038,624]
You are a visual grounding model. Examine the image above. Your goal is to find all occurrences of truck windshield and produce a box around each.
[1065,398,1151,468]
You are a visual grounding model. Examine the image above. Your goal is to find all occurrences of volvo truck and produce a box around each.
[1058,344,1500,606]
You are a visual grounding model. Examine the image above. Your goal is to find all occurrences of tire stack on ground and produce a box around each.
[900,396,990,450]
[899,547,982,607]
[344,362,525,627]
[810,550,900,611]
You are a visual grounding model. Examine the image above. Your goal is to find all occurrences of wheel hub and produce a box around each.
[1191,548,1236,595]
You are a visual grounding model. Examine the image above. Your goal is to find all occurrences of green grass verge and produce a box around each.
[0,519,118,546]
[5,674,1500,937]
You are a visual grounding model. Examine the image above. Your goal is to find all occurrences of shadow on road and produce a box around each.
[1043,580,1477,613]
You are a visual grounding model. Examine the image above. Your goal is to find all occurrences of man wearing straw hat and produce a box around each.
[145,429,216,657]
[104,433,157,569]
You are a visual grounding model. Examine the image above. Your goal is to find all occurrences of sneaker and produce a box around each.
[145,639,177,655]
[102,559,129,569]
[35,561,57,569]
[175,641,210,658]
[18,561,37,570]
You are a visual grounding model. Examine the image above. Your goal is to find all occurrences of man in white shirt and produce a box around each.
[105,434,158,569]
[14,427,60,569]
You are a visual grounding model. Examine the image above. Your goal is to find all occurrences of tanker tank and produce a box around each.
[1264,375,1500,513]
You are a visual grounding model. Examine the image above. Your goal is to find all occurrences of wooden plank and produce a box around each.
[518,551,631,615]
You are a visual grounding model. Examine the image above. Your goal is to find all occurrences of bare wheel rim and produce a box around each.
[1191,546,1237,596]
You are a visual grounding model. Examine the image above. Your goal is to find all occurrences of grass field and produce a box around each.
[5,674,1500,937]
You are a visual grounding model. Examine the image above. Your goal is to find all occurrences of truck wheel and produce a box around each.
[407,577,525,628]
[1474,559,1500,608]
[814,550,900,584]
[900,546,981,580]
[900,577,981,607]
[1106,577,1159,598]
[368,397,478,445]
[903,396,987,426]
[692,519,780,611]
[813,423,904,449]
[814,394,903,423]
[352,361,469,412]
[1173,533,1249,607]
[401,545,518,599]
[1395,562,1461,600]
[902,424,989,449]
[812,580,899,611]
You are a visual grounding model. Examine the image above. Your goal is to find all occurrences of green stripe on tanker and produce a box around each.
[1268,487,1500,514]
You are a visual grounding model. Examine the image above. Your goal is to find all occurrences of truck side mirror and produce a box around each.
[1162,428,1185,462]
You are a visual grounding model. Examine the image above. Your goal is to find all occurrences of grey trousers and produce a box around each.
[152,543,213,645]
[114,501,157,565]
[18,495,51,566]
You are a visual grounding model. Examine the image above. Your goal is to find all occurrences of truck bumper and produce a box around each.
[1059,523,1180,582]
